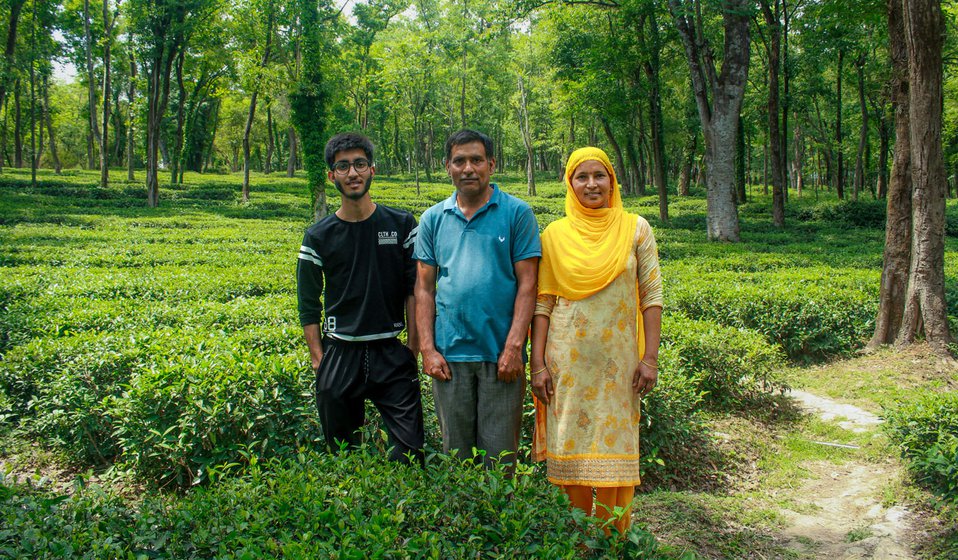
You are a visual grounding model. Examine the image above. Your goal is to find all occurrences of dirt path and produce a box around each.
[780,390,916,559]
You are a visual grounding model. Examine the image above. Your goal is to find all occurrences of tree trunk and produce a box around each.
[678,132,695,196]
[600,117,630,196]
[242,90,259,202]
[14,83,21,168]
[83,0,102,170]
[264,103,274,174]
[28,5,35,186]
[0,0,24,173]
[854,54,868,201]
[792,118,803,197]
[835,49,845,199]
[145,42,178,207]
[127,33,136,181]
[781,0,791,203]
[100,0,113,188]
[761,0,785,226]
[642,9,668,220]
[894,0,952,353]
[242,2,273,202]
[287,126,297,177]
[625,132,643,198]
[736,115,746,204]
[870,0,911,349]
[669,0,749,241]
[517,76,536,196]
[42,74,60,173]
[171,51,186,186]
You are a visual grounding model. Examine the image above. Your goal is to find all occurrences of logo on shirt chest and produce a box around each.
[378,231,399,245]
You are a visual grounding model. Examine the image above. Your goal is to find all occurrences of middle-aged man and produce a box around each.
[414,129,540,468]
[297,132,424,465]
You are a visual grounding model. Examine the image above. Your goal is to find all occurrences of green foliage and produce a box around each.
[0,453,689,559]
[796,199,887,229]
[667,266,877,361]
[289,0,333,208]
[0,326,317,483]
[111,338,321,487]
[0,332,150,464]
[638,353,708,487]
[883,391,958,507]
[662,314,788,410]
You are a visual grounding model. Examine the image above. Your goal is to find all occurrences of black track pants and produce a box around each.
[315,336,424,465]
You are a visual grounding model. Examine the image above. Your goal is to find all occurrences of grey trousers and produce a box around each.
[432,361,525,468]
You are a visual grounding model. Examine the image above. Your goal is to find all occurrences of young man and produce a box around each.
[414,129,540,468]
[297,132,424,464]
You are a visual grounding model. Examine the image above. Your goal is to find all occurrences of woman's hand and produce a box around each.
[632,357,658,397]
[531,366,555,405]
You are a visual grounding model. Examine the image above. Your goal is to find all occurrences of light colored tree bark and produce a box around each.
[668,0,750,241]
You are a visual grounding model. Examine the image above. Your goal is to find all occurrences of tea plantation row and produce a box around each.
[1,169,957,556]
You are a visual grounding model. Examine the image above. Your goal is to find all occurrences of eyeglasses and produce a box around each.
[331,159,371,175]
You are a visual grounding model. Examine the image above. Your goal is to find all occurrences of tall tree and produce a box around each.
[870,0,911,348]
[82,0,101,170]
[668,0,751,241]
[759,0,785,227]
[516,74,536,195]
[895,0,951,352]
[0,0,25,173]
[128,0,216,207]
[241,0,275,203]
[100,0,115,187]
[289,0,332,219]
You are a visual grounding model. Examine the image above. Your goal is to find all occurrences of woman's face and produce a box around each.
[571,160,612,209]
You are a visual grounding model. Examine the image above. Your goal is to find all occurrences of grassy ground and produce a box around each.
[1,167,957,558]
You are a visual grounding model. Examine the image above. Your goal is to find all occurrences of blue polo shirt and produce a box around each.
[415,184,541,362]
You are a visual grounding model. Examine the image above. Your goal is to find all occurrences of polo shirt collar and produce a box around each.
[442,183,501,218]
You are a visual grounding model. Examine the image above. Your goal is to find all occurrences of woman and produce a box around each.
[530,147,663,535]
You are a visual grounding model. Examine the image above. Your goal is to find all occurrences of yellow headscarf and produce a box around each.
[538,147,638,300]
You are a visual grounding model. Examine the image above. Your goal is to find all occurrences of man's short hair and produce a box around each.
[324,133,375,167]
[444,129,494,161]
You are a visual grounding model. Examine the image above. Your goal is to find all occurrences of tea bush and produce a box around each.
[111,342,321,487]
[667,266,877,360]
[0,452,691,559]
[662,314,787,409]
[814,199,887,228]
[883,391,958,507]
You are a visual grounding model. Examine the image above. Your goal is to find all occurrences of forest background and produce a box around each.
[1,0,958,558]
[4,0,958,219]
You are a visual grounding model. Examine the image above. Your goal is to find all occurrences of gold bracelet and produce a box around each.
[640,359,658,370]
[531,366,548,375]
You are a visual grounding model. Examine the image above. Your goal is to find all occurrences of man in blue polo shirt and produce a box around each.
[415,129,540,468]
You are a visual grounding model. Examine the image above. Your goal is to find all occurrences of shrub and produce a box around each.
[111,346,321,487]
[668,268,876,361]
[638,353,709,487]
[0,332,150,464]
[0,453,690,559]
[662,314,787,410]
[883,391,958,507]
[817,199,887,228]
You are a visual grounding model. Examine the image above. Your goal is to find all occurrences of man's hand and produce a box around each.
[496,346,523,383]
[422,348,451,381]
[531,367,555,404]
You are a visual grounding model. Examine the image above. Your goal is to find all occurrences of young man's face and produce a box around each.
[328,148,374,201]
[445,141,495,198]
